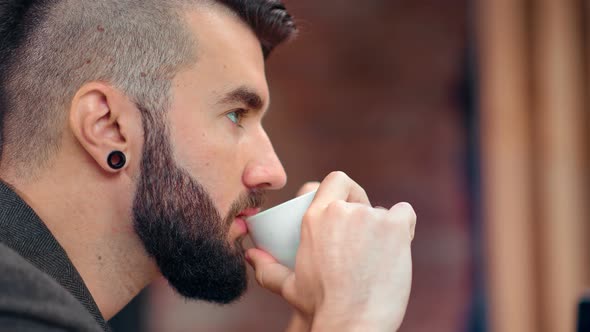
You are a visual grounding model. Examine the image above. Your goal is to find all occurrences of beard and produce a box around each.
[132,111,264,304]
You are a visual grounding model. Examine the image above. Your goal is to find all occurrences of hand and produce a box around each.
[284,182,320,332]
[246,172,416,331]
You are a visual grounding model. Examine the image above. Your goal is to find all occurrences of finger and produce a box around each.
[246,248,295,296]
[389,202,417,241]
[296,182,320,197]
[310,171,370,210]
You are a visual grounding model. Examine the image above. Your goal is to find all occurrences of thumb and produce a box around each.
[246,248,296,298]
[389,202,417,241]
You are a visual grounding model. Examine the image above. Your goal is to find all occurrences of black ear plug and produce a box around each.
[107,151,126,170]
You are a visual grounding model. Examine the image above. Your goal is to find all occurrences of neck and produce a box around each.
[0,166,158,320]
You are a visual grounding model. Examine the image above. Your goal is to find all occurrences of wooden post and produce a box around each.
[477,0,538,331]
[533,0,589,331]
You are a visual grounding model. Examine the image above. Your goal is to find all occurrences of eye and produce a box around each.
[226,109,249,127]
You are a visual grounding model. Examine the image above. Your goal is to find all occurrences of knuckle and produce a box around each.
[255,269,266,288]
[356,204,373,217]
[407,206,417,222]
[392,202,417,222]
[326,199,347,214]
[396,201,416,215]
[325,171,349,183]
[387,203,417,240]
[301,211,315,229]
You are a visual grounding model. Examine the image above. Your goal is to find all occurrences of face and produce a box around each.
[132,6,287,304]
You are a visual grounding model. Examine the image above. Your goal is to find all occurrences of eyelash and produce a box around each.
[227,108,250,128]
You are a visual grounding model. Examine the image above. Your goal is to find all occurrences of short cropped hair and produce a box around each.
[0,0,295,172]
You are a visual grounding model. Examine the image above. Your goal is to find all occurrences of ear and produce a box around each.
[69,82,141,173]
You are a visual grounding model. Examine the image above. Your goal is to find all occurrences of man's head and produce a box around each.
[0,0,294,304]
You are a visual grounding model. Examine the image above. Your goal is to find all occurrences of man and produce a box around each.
[0,0,416,331]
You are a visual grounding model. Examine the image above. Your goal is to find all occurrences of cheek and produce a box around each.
[170,125,246,214]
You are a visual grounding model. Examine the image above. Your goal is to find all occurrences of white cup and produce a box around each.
[246,190,317,270]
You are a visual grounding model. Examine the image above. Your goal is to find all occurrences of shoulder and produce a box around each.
[0,243,104,332]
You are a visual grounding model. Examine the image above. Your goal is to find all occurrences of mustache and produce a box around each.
[225,189,266,223]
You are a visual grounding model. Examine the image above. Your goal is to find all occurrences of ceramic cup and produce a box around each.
[246,190,317,269]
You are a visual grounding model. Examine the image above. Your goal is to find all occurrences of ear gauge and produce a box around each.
[107,151,126,170]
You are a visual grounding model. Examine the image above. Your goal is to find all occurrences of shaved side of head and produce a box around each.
[0,0,295,175]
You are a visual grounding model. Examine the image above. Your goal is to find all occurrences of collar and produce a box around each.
[0,180,111,332]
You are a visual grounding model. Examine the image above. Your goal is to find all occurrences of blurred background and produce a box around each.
[109,0,590,331]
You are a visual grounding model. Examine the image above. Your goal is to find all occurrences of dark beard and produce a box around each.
[132,110,264,304]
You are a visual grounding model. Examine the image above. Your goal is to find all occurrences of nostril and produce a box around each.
[257,182,272,189]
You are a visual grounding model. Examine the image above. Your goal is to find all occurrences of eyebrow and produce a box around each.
[218,86,265,111]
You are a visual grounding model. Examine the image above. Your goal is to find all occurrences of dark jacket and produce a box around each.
[0,180,110,331]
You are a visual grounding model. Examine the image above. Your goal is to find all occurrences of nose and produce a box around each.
[242,129,287,190]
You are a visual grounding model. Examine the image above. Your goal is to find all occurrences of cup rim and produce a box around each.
[247,189,317,224]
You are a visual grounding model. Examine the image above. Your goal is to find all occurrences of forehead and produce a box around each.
[178,5,269,106]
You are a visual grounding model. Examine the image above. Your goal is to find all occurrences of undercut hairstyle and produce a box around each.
[0,0,296,172]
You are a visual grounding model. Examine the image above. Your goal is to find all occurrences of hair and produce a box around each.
[0,0,296,172]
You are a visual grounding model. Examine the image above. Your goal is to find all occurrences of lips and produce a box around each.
[231,208,260,236]
[236,208,261,219]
